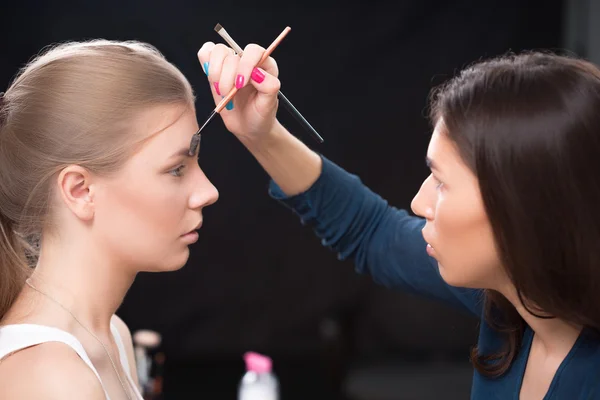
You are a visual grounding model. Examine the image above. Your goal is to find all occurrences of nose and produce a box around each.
[411,175,434,220]
[188,169,219,210]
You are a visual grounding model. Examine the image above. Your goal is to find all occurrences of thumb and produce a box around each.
[249,67,280,116]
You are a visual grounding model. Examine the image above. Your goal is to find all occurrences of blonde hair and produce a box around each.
[0,39,194,320]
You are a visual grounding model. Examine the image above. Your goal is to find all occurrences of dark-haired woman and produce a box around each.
[198,41,600,399]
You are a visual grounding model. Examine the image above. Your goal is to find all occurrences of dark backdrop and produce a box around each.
[0,0,564,398]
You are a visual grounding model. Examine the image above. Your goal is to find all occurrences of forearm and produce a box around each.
[267,154,484,317]
[239,121,322,196]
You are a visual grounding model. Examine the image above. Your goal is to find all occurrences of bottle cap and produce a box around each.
[244,351,272,373]
[133,329,162,349]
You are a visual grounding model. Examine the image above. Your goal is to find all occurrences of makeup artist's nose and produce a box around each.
[411,176,434,220]
[189,170,219,209]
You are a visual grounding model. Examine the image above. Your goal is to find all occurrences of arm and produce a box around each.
[197,43,481,315]
[244,125,482,316]
[112,314,141,391]
[0,342,106,399]
[239,121,323,196]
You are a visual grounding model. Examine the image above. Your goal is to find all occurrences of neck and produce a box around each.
[28,233,136,334]
[498,284,582,354]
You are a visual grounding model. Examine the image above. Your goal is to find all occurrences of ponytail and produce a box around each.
[0,91,29,321]
[0,212,28,322]
[0,158,29,321]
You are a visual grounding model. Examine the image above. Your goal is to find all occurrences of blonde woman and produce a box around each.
[0,40,218,399]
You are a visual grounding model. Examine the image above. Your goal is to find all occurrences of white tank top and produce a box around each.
[0,322,145,400]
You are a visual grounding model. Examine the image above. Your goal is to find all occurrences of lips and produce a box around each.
[426,243,436,258]
[421,230,436,258]
[182,221,202,236]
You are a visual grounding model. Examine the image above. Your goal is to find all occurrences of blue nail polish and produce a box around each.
[222,96,234,110]
[203,62,209,76]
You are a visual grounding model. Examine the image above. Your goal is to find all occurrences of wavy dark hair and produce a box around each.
[429,52,600,377]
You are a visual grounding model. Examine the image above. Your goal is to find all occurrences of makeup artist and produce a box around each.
[197,42,600,398]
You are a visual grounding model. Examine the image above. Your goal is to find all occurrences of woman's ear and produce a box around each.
[56,165,95,221]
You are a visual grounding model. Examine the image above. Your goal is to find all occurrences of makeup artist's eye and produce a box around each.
[169,165,186,177]
[431,174,444,190]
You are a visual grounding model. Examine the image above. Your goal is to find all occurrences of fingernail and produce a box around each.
[251,68,265,83]
[203,62,209,76]
[235,74,245,89]
[213,82,221,95]
[222,96,234,110]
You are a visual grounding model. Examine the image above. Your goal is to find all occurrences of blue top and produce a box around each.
[268,156,600,399]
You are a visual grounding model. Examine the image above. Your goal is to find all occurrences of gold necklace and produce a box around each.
[25,278,133,400]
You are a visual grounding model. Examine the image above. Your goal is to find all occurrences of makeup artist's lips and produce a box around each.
[426,243,436,258]
[421,230,436,259]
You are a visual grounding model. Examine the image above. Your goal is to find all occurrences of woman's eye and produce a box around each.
[169,165,185,177]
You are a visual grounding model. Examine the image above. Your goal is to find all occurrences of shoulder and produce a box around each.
[112,313,133,344]
[0,342,106,399]
[111,314,140,387]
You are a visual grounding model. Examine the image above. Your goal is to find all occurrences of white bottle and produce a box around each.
[238,352,279,400]
[132,329,162,397]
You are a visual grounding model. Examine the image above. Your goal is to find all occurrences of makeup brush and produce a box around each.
[189,26,291,155]
[214,23,324,144]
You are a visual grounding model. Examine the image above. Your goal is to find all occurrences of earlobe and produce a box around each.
[57,166,95,221]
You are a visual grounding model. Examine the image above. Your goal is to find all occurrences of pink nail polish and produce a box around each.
[213,82,221,96]
[236,74,245,89]
[251,68,265,83]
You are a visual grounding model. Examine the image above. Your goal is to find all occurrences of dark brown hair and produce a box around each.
[429,52,600,377]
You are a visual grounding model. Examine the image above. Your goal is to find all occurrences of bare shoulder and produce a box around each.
[111,314,140,387]
[112,313,133,343]
[0,342,106,399]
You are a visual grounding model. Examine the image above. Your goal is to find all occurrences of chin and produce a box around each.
[166,249,191,272]
[144,248,190,273]
[438,263,485,289]
[437,262,465,288]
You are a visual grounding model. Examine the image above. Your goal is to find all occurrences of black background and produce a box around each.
[0,1,564,398]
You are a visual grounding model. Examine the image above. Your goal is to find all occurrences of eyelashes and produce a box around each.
[169,165,186,177]
[432,174,444,189]
[168,154,201,178]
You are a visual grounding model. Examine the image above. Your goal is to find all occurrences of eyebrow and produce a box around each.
[170,132,201,160]
[171,148,194,158]
[171,143,199,159]
[425,156,438,170]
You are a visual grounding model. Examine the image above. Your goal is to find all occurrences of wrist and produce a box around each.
[239,120,288,154]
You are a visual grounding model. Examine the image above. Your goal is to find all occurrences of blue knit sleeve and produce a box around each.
[269,155,483,316]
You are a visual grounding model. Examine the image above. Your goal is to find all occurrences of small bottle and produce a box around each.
[238,352,279,400]
[132,330,162,399]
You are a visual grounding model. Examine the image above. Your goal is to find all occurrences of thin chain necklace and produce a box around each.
[25,278,133,400]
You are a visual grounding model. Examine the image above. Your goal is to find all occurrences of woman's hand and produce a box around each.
[197,42,282,142]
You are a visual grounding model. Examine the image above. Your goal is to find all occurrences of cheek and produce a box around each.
[433,199,500,287]
[99,176,188,246]
[133,180,186,228]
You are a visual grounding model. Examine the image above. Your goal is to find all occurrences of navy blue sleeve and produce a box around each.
[269,155,483,317]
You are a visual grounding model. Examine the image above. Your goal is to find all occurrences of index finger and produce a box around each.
[197,42,216,75]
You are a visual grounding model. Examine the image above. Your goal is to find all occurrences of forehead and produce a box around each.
[132,104,194,142]
[127,103,197,156]
[427,119,475,177]
[427,119,454,162]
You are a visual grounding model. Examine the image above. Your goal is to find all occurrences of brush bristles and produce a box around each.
[214,23,223,32]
